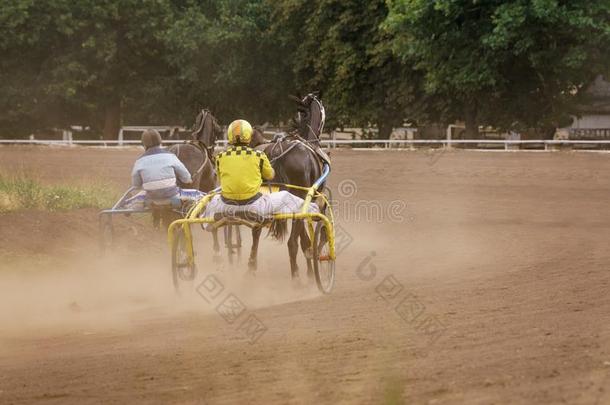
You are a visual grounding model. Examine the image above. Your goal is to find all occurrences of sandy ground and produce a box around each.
[0,145,609,404]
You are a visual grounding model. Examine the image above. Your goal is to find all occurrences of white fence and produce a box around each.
[1,138,610,150]
[323,139,610,150]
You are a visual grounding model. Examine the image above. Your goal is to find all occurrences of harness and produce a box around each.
[268,137,300,164]
[265,95,329,167]
[266,133,330,168]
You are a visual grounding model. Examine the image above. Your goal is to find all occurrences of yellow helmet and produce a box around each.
[227,119,253,145]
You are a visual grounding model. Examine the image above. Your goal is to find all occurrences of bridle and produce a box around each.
[191,109,217,161]
[173,109,218,185]
[298,95,325,142]
[191,109,209,139]
[269,95,325,163]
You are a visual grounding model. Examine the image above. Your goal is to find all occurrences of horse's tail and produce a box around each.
[268,219,288,241]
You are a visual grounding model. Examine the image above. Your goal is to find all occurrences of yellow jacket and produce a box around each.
[215,145,275,201]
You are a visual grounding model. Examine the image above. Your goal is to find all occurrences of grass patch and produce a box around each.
[0,172,116,212]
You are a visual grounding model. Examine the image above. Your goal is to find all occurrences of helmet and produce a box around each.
[227,119,253,145]
[141,129,162,149]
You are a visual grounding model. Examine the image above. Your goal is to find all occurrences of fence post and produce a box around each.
[62,130,73,145]
[445,125,454,150]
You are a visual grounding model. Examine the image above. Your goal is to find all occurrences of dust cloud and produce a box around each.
[0,227,326,339]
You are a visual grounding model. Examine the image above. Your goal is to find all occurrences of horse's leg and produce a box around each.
[226,226,235,265]
[287,220,301,279]
[298,220,314,282]
[162,210,181,230]
[212,229,222,263]
[233,225,242,265]
[159,209,177,231]
[160,211,169,230]
[248,227,262,273]
[152,209,161,230]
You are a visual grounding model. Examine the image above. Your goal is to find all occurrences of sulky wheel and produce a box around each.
[99,214,114,255]
[172,227,197,293]
[312,221,335,294]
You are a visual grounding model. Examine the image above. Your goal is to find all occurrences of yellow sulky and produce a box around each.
[167,183,336,271]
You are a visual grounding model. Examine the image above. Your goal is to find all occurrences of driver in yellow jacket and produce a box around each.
[215,122,275,203]
[203,119,318,218]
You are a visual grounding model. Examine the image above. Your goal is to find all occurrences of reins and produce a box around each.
[268,134,320,164]
[269,139,300,164]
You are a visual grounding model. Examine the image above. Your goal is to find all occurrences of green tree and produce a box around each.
[271,0,422,138]
[0,0,78,135]
[164,0,294,125]
[0,0,174,138]
[386,0,610,137]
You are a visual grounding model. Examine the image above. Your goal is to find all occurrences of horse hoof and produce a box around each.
[245,270,256,279]
[213,254,222,264]
[304,248,314,260]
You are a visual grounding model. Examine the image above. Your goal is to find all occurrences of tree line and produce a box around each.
[1,0,608,139]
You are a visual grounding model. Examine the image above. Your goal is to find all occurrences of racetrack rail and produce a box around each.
[2,138,610,150]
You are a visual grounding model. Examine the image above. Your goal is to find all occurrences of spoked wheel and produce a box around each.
[99,215,114,255]
[312,221,335,294]
[172,227,197,293]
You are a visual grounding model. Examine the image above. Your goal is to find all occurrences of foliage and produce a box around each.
[0,0,174,138]
[0,0,608,138]
[164,0,294,124]
[385,0,610,136]
[271,0,424,137]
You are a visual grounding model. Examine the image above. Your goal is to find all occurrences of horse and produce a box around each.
[165,109,227,256]
[169,109,219,192]
[248,94,327,282]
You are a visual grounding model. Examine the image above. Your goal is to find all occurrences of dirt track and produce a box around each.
[1,146,610,404]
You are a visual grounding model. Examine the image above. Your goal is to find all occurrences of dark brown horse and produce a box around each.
[167,109,225,254]
[249,94,327,281]
[169,109,220,192]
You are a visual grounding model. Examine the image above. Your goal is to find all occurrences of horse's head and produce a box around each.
[291,93,325,141]
[250,126,269,148]
[191,109,222,156]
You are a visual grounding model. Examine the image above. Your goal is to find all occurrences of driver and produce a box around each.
[131,129,194,205]
[203,119,318,218]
